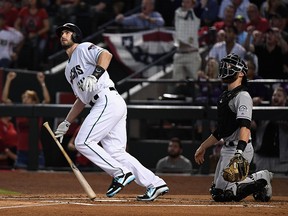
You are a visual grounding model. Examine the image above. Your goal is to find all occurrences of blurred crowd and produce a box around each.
[0,0,141,70]
[0,0,287,74]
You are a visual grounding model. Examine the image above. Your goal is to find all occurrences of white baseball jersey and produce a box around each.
[65,42,166,188]
[174,8,200,48]
[208,42,246,63]
[64,42,114,104]
[0,26,23,60]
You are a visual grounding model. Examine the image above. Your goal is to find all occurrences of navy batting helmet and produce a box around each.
[56,23,83,43]
[219,53,248,79]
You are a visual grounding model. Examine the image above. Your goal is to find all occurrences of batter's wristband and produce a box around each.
[236,140,247,152]
[92,65,105,79]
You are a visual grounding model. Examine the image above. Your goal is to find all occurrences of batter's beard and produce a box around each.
[61,43,73,50]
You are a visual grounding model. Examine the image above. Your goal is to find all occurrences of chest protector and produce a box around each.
[216,85,247,138]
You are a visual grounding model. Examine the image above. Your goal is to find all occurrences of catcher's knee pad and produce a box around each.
[234,179,267,201]
[210,187,234,202]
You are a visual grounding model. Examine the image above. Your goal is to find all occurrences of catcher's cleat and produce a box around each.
[106,172,135,197]
[137,184,169,201]
[253,170,273,202]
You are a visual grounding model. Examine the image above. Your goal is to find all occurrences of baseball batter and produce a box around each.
[194,53,273,202]
[54,23,169,201]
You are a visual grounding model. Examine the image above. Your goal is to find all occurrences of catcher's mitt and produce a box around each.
[223,154,249,182]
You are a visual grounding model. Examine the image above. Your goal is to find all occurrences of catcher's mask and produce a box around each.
[219,53,248,79]
[56,23,83,43]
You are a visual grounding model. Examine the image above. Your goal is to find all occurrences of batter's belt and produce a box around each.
[89,87,116,107]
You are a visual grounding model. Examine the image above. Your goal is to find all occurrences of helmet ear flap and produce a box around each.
[72,32,78,43]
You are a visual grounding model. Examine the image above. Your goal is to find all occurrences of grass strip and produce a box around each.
[0,189,20,195]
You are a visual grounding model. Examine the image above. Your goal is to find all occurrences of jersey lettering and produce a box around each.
[69,65,84,83]
[88,44,96,50]
[77,78,85,91]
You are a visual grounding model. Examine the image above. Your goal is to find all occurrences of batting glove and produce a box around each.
[83,75,97,92]
[55,120,71,143]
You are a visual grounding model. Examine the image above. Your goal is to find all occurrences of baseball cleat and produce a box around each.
[106,172,135,197]
[253,170,273,202]
[137,184,169,201]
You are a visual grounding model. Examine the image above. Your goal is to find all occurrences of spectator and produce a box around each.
[207,25,246,63]
[218,0,250,22]
[252,87,288,174]
[195,57,222,105]
[14,0,50,70]
[260,0,284,20]
[268,3,288,43]
[245,27,288,79]
[111,0,126,17]
[196,0,221,46]
[0,13,24,68]
[198,4,234,46]
[270,4,288,75]
[156,137,192,174]
[216,29,226,42]
[246,3,269,34]
[172,0,201,81]
[0,116,18,169]
[115,0,165,29]
[194,0,219,27]
[234,15,249,46]
[1,71,50,169]
[0,0,19,27]
[213,4,235,31]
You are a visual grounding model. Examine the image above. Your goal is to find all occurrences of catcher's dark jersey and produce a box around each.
[214,85,253,143]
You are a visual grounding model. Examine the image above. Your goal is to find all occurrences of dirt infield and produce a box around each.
[0,170,287,216]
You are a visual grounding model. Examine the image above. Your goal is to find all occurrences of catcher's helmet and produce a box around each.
[56,23,83,43]
[219,53,248,79]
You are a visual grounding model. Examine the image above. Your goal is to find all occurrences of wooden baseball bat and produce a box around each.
[43,122,96,200]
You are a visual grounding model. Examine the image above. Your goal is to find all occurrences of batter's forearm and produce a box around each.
[65,98,86,123]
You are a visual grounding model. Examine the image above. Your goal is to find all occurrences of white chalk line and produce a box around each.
[2,197,128,202]
[43,200,275,208]
[0,197,276,209]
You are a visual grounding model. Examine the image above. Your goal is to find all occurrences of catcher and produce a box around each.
[194,53,273,202]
